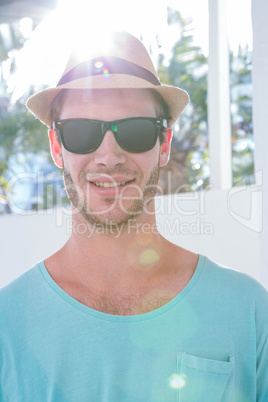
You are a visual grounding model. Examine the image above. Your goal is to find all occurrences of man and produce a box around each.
[0,31,267,401]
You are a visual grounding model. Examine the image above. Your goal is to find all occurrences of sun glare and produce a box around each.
[12,0,168,98]
[10,0,252,100]
[55,0,169,63]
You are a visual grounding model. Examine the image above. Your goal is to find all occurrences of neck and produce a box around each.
[56,210,167,288]
[45,207,199,312]
[71,211,162,256]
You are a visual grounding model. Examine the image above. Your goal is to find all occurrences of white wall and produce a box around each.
[157,189,261,281]
[0,189,264,289]
[0,207,70,288]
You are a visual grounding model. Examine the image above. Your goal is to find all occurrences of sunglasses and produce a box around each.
[53,117,167,154]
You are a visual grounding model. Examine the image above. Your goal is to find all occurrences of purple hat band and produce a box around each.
[57,56,161,87]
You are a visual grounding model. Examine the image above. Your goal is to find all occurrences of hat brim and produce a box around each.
[26,75,189,128]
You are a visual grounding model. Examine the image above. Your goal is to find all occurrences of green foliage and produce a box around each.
[158,8,208,192]
[0,161,11,212]
[0,100,49,158]
[230,48,253,185]
[158,7,253,192]
[0,21,61,213]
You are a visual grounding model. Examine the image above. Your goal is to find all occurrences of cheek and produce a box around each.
[61,150,90,173]
[133,148,160,173]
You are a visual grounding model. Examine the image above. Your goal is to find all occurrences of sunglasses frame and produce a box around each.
[53,117,167,154]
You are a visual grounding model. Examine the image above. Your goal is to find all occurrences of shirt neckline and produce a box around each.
[38,254,205,322]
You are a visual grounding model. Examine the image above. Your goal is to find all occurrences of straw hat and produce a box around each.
[26,31,189,127]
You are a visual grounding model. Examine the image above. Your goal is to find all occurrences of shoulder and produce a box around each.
[199,255,268,314]
[0,263,42,316]
[200,255,267,292]
[198,256,268,341]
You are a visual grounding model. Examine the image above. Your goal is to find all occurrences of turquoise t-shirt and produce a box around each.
[0,255,268,401]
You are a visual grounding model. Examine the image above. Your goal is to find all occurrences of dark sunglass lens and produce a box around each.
[117,119,157,152]
[62,120,101,154]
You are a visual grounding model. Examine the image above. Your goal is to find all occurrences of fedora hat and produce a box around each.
[26,31,189,127]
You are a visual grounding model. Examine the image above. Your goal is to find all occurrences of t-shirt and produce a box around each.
[0,255,267,402]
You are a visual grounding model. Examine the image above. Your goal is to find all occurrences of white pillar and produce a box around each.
[252,0,268,289]
[208,0,232,189]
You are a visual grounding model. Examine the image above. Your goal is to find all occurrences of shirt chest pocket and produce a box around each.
[177,352,235,402]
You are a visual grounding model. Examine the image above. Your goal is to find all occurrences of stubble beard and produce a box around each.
[62,163,160,233]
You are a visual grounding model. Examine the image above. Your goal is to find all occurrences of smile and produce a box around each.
[92,181,128,188]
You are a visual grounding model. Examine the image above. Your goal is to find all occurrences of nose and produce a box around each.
[93,130,127,168]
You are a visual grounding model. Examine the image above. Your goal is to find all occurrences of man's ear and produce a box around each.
[159,128,172,167]
[48,129,63,168]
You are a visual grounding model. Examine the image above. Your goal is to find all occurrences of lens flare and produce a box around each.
[168,373,187,389]
[139,248,160,265]
[94,61,104,69]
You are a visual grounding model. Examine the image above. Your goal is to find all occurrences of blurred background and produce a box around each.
[0,0,253,212]
[1,0,267,289]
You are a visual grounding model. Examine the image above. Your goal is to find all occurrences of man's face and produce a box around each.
[49,89,170,229]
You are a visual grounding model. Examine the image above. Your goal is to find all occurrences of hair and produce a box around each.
[50,88,171,145]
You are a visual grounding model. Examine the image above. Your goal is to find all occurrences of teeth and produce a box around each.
[93,181,127,188]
